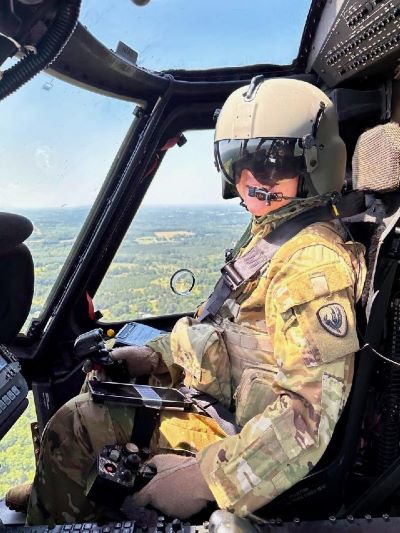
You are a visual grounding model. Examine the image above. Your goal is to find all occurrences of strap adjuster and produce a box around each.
[221,263,244,291]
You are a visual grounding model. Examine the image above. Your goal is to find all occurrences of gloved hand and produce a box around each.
[133,454,214,519]
[110,346,166,378]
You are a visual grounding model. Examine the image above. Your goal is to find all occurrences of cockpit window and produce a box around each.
[94,130,250,322]
[80,0,312,71]
[0,70,133,328]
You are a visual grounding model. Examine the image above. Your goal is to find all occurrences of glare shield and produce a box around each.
[215,137,305,187]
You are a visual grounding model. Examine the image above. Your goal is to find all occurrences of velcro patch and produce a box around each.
[317,303,348,337]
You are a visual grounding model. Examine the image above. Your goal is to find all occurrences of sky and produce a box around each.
[0,0,312,209]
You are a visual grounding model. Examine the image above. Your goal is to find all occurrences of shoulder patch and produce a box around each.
[317,303,348,337]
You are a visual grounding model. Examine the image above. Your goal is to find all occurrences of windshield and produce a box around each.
[80,0,312,71]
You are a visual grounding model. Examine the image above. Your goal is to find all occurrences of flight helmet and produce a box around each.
[214,77,346,200]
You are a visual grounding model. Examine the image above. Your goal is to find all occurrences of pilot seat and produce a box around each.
[258,120,400,521]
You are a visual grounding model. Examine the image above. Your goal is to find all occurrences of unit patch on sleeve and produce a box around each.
[317,303,348,337]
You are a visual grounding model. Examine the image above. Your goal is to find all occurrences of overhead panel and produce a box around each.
[312,0,400,86]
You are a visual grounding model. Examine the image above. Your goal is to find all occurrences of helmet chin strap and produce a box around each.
[247,186,304,205]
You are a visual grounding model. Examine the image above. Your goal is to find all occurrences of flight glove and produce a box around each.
[110,345,167,378]
[133,454,214,519]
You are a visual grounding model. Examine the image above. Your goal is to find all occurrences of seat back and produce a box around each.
[0,212,34,342]
[0,213,34,442]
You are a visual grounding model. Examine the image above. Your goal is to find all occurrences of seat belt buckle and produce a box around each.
[225,248,234,262]
[221,263,244,291]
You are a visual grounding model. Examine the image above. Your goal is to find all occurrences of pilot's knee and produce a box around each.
[41,392,134,461]
[40,393,95,456]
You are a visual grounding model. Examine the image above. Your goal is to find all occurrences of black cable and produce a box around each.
[0,0,81,101]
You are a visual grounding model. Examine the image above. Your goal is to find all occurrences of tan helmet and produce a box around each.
[214,77,346,199]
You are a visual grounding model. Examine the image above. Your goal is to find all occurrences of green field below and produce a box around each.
[0,392,36,498]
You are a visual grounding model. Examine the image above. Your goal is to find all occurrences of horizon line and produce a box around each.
[0,201,242,211]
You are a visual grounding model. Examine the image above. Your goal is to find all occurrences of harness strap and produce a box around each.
[130,407,160,449]
[198,191,365,322]
[180,387,241,436]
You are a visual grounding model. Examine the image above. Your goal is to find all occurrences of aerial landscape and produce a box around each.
[21,203,250,322]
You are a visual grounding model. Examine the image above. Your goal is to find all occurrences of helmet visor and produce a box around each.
[215,137,305,187]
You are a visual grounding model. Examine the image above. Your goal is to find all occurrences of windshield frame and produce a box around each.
[47,0,326,103]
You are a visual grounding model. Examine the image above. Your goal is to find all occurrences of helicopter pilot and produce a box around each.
[9,78,366,525]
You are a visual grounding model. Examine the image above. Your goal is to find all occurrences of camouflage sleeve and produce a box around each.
[146,334,183,386]
[169,316,232,407]
[147,316,232,398]
[198,242,365,516]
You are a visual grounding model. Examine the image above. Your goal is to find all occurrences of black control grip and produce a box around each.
[86,444,156,508]
[74,329,130,381]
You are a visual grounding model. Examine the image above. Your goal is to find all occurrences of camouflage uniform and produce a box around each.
[27,201,366,524]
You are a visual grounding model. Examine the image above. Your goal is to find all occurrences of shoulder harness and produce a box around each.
[198,191,365,322]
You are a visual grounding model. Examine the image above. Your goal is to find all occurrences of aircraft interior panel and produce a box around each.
[312,0,400,86]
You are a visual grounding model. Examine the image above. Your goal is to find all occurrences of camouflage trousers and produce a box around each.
[26,393,225,525]
[26,393,135,525]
